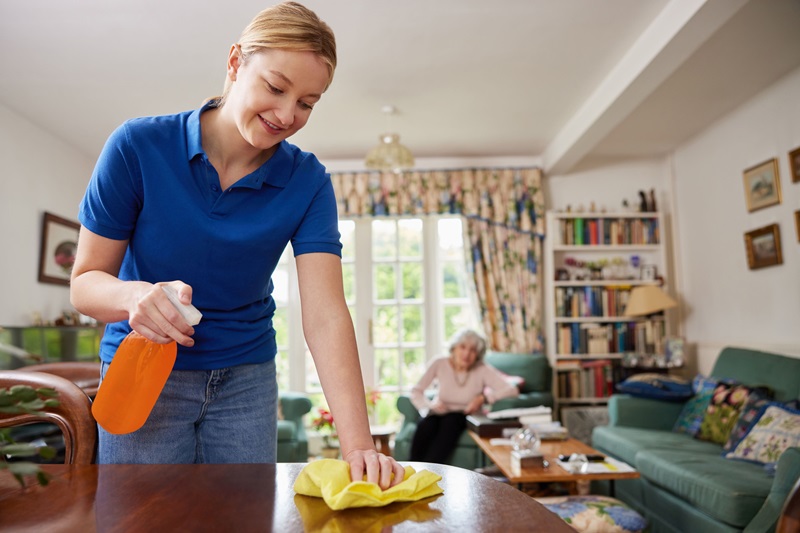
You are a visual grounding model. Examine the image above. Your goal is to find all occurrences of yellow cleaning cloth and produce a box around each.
[293,459,443,510]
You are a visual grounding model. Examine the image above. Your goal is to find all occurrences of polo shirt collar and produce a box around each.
[186,99,294,190]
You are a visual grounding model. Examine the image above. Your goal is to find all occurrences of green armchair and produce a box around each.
[277,391,312,462]
[394,351,553,470]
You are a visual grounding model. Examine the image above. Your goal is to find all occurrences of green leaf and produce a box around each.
[36,470,51,486]
[7,462,41,476]
[38,446,57,460]
[0,443,40,457]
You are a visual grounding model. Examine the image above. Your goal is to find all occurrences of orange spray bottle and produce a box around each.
[92,286,202,434]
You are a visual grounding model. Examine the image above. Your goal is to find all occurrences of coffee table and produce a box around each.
[468,431,638,494]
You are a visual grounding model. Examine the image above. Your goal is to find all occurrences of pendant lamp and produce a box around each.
[365,105,414,172]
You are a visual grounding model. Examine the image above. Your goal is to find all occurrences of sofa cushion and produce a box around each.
[721,390,775,452]
[537,495,648,533]
[616,373,693,402]
[635,449,772,528]
[672,389,714,437]
[697,383,766,445]
[724,402,800,466]
[592,426,720,467]
[277,419,296,440]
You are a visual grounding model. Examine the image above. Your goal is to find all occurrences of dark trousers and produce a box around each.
[410,412,467,463]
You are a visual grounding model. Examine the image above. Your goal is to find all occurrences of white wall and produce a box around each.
[672,65,800,372]
[0,104,95,326]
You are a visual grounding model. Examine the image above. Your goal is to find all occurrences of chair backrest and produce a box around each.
[777,476,800,533]
[0,370,97,464]
[25,361,101,398]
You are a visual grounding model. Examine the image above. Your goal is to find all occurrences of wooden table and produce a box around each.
[469,432,639,488]
[0,462,574,532]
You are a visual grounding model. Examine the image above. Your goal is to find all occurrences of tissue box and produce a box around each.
[510,450,544,476]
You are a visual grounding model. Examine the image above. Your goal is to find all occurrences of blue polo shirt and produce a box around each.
[79,101,342,370]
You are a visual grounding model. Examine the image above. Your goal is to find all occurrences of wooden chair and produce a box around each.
[25,361,101,398]
[777,476,800,533]
[0,370,97,464]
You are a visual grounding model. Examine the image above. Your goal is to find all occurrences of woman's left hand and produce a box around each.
[343,448,406,490]
[463,393,485,415]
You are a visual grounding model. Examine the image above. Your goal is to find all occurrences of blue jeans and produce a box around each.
[98,360,277,464]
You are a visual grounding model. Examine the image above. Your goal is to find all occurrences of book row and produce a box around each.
[559,217,660,246]
[555,319,667,356]
[556,359,620,399]
[555,286,632,318]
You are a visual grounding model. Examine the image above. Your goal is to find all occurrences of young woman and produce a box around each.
[70,1,403,489]
[410,329,519,463]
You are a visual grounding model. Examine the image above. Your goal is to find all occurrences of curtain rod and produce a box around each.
[329,165,542,175]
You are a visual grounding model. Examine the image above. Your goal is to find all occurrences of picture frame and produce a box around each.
[744,223,783,270]
[789,146,800,184]
[38,212,80,286]
[742,158,782,212]
[795,210,800,243]
[640,265,657,281]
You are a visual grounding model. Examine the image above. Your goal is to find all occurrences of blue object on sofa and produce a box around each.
[277,391,312,462]
[592,347,800,533]
[393,351,553,470]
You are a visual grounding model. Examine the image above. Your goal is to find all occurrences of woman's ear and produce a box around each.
[227,44,242,81]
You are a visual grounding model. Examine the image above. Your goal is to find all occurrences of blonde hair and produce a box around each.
[219,2,337,105]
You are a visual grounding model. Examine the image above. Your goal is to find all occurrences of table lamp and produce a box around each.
[624,285,677,317]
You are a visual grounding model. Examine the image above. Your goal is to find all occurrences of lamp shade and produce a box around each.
[365,133,414,172]
[624,285,677,317]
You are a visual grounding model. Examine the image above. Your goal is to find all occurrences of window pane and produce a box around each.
[442,262,468,298]
[398,219,423,258]
[374,264,396,300]
[372,220,396,260]
[272,268,289,304]
[342,263,355,302]
[374,391,401,427]
[276,350,289,391]
[402,348,426,388]
[438,218,464,260]
[339,220,355,261]
[375,348,399,386]
[444,304,474,340]
[402,263,422,299]
[374,306,398,344]
[273,308,288,347]
[402,306,423,343]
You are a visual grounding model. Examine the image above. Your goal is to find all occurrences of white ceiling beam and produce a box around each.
[542,0,749,175]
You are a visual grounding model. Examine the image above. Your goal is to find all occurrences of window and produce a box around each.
[275,216,479,426]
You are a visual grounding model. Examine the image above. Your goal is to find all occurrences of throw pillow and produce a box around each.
[616,373,692,402]
[536,495,648,533]
[673,388,715,436]
[724,402,800,465]
[697,383,766,445]
[721,389,776,452]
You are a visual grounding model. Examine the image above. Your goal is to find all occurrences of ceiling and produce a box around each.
[2,0,800,174]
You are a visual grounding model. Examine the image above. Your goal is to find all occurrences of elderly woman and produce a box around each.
[410,329,519,463]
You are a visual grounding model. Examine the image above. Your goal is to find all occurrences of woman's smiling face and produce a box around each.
[451,341,479,371]
[225,47,330,151]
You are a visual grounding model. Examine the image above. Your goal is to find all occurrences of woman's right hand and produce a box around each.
[127,281,196,347]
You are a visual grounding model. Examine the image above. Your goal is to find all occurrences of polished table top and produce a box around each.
[0,462,574,532]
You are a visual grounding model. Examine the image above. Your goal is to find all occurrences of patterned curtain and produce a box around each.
[330,167,545,353]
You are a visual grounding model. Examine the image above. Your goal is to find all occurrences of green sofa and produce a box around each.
[592,347,800,533]
[394,351,553,470]
[277,391,312,462]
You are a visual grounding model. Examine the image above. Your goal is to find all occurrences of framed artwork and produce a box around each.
[744,224,782,270]
[38,212,80,286]
[640,265,657,281]
[789,146,800,183]
[795,210,800,243]
[743,158,782,212]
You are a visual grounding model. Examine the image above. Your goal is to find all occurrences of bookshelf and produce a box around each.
[543,210,671,416]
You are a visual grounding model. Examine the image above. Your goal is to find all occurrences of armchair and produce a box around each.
[394,351,553,470]
[277,391,312,462]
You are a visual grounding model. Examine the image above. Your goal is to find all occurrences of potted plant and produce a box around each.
[311,408,339,458]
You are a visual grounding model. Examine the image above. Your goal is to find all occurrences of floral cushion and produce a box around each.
[724,403,800,466]
[537,495,647,533]
[616,373,692,402]
[697,383,765,445]
[672,375,720,436]
[721,389,776,452]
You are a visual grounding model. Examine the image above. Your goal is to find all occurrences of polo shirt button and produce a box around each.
[211,184,219,192]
